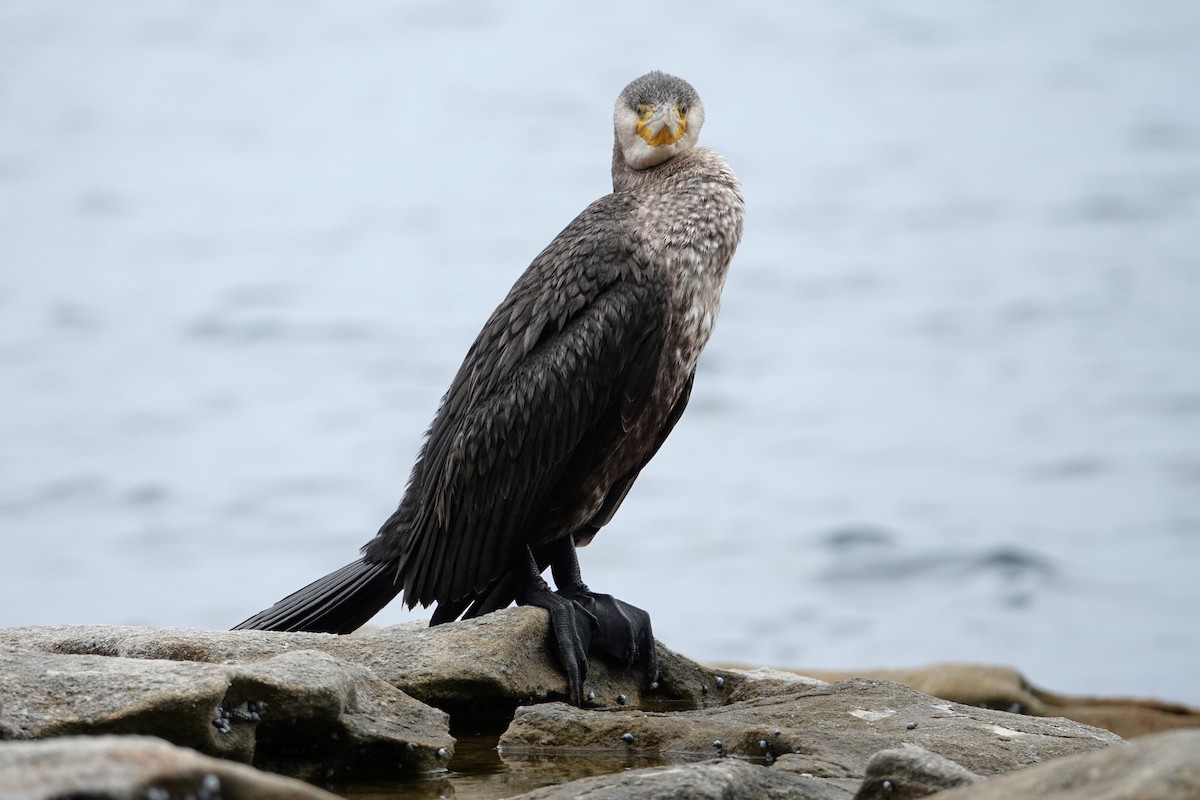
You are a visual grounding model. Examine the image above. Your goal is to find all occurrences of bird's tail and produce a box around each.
[232,558,400,634]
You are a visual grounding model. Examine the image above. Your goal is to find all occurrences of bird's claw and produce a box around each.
[521,588,659,704]
[559,590,660,695]
[520,586,595,704]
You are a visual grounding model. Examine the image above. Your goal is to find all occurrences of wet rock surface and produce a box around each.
[493,729,1200,800]
[0,643,451,780]
[499,677,1121,797]
[1,617,1197,799]
[0,735,339,800]
[509,757,846,800]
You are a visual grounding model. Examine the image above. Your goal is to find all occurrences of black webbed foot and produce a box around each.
[546,537,660,700]
[559,589,659,688]
[527,587,595,704]
[507,542,661,705]
[513,549,596,704]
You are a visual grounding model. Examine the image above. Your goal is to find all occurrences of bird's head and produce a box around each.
[614,71,704,170]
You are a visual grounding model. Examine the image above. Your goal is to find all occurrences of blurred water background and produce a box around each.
[2,2,1198,706]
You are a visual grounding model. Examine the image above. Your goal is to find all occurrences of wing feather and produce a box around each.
[414,278,665,603]
[365,193,670,608]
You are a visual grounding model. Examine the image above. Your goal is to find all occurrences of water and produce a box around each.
[2,1,1199,713]
[329,735,672,800]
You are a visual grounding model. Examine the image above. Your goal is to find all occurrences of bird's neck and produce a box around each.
[610,141,692,193]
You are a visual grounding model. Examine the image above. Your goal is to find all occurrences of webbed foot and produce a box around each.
[559,589,659,689]
[518,584,593,704]
[508,542,661,705]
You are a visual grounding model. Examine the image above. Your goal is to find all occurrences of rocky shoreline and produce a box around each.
[1,609,1197,799]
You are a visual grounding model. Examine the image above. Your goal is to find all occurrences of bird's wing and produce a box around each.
[573,370,694,545]
[370,198,670,607]
[433,371,695,623]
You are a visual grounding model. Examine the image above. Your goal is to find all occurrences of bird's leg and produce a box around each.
[512,545,594,704]
[546,536,660,690]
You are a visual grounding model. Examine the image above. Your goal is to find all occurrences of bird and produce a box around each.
[233,71,744,705]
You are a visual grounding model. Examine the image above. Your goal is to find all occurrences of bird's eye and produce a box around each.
[678,104,689,117]
[637,104,653,121]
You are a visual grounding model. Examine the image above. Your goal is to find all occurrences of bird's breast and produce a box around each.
[639,173,743,382]
[573,153,744,536]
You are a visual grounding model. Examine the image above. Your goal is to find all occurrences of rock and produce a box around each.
[505,757,845,800]
[721,667,830,702]
[500,678,1121,797]
[0,644,451,780]
[795,663,1200,740]
[323,610,724,723]
[501,717,1198,800]
[925,728,1200,799]
[1055,697,1200,741]
[853,745,982,800]
[6,621,1174,799]
[0,735,338,800]
[0,610,726,731]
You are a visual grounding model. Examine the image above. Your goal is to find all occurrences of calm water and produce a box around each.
[2,1,1199,710]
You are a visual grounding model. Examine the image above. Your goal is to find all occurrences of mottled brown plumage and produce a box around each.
[235,71,744,703]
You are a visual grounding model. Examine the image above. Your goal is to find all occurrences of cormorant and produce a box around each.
[233,71,744,704]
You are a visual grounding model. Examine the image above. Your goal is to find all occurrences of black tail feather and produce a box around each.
[431,543,550,625]
[232,559,400,634]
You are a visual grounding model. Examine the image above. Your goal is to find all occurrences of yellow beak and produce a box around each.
[636,104,688,147]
